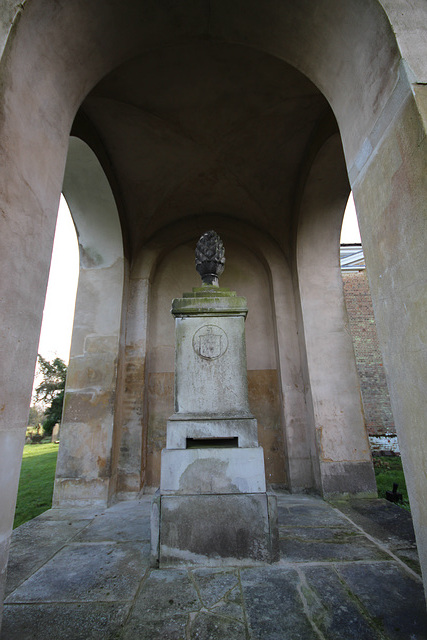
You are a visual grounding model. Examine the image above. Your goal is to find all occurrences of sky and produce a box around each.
[37,193,361,364]
[37,196,79,364]
[340,193,361,244]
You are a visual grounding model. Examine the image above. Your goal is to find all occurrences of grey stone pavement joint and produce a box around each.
[1,493,426,639]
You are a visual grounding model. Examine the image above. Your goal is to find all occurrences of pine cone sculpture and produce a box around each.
[195,230,225,286]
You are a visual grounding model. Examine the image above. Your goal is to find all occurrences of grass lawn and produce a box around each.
[13,442,59,528]
[373,455,410,511]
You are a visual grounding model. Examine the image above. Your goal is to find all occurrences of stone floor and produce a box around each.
[2,493,426,639]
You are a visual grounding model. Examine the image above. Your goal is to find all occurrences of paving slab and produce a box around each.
[330,497,421,574]
[6,542,150,603]
[337,562,427,640]
[278,502,349,528]
[190,610,247,639]
[73,505,151,542]
[190,568,238,603]
[241,566,319,639]
[125,569,200,621]
[121,613,189,640]
[5,519,92,596]
[302,565,384,640]
[330,498,417,546]
[1,602,130,640]
[35,506,103,521]
[208,584,245,621]
[279,538,389,562]
[279,523,362,539]
[1,493,426,640]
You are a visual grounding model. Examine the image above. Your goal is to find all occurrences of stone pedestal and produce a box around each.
[152,285,278,566]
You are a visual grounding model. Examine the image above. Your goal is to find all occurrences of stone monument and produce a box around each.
[151,231,278,566]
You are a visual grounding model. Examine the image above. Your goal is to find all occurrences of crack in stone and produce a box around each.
[185,610,199,640]
[331,564,389,639]
[295,568,328,640]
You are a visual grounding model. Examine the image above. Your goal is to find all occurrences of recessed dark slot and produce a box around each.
[186,437,238,449]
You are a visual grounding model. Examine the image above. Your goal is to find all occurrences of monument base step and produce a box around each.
[160,446,266,494]
[151,492,279,567]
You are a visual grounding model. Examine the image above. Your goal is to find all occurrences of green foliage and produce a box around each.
[14,443,59,528]
[35,355,67,436]
[28,405,45,427]
[373,455,410,511]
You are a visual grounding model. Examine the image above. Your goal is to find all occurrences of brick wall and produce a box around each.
[342,271,395,436]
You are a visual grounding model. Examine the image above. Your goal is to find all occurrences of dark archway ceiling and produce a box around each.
[79,41,335,257]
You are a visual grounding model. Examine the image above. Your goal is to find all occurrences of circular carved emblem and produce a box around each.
[192,325,228,360]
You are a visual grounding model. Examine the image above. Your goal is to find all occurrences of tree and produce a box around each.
[34,355,67,436]
[28,405,45,427]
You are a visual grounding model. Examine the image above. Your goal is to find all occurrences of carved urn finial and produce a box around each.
[195,230,225,286]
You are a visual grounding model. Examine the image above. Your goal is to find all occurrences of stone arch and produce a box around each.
[121,216,316,495]
[296,132,375,496]
[54,137,125,506]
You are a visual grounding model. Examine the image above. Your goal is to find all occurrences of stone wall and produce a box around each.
[342,271,395,436]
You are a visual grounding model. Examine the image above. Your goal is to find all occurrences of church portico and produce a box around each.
[1,2,427,625]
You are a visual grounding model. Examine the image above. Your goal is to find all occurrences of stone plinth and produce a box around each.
[153,282,278,567]
[158,493,278,566]
[172,288,251,416]
[160,447,267,494]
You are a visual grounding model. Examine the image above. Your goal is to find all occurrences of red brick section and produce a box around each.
[342,271,395,436]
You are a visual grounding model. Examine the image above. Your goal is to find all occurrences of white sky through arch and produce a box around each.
[340,192,361,244]
[37,195,79,364]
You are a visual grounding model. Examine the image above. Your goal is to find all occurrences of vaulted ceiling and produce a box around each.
[77,40,336,257]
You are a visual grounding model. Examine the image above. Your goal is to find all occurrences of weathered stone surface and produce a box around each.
[121,614,189,640]
[302,565,384,640]
[320,460,377,497]
[53,477,111,507]
[35,506,103,521]
[72,500,151,543]
[3,0,427,615]
[241,567,319,639]
[116,344,147,496]
[279,535,388,563]
[53,164,124,508]
[247,369,287,485]
[279,525,360,542]
[5,519,91,596]
[2,494,426,638]
[124,569,200,622]
[190,611,246,639]
[191,568,239,608]
[160,447,266,494]
[0,536,10,627]
[147,369,286,489]
[150,492,161,567]
[278,500,349,527]
[208,585,245,622]
[173,314,251,416]
[6,542,148,603]
[166,417,258,449]
[331,497,417,547]
[155,276,277,568]
[1,603,130,640]
[160,494,274,566]
[337,563,427,639]
[331,498,422,575]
